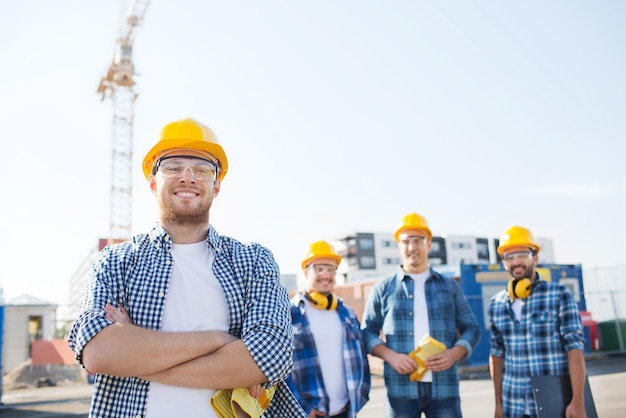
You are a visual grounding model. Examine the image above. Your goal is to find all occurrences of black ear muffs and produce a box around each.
[507,278,534,299]
[304,292,338,310]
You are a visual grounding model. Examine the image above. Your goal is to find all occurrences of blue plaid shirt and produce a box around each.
[361,267,480,400]
[288,294,370,417]
[488,276,585,418]
[68,224,306,418]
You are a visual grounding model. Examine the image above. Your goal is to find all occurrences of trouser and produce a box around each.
[385,382,462,417]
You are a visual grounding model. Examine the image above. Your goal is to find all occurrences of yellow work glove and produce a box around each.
[211,386,276,418]
[211,389,234,418]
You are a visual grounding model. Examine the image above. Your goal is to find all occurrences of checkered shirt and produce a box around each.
[488,277,585,418]
[289,294,371,417]
[67,224,306,417]
[361,267,481,400]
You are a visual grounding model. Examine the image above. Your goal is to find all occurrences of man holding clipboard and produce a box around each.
[488,225,590,418]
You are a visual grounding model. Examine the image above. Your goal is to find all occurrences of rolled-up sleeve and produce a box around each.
[67,250,116,366]
[229,244,295,385]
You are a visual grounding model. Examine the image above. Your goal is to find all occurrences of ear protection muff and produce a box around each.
[507,278,535,300]
[304,292,338,310]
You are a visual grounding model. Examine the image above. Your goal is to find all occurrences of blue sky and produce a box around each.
[1,1,624,306]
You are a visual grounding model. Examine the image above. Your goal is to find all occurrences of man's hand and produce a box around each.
[425,346,466,372]
[565,400,587,418]
[248,385,262,398]
[387,351,418,375]
[308,407,326,418]
[105,303,132,324]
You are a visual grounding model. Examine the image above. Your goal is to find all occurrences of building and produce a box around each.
[2,295,58,374]
[335,232,555,283]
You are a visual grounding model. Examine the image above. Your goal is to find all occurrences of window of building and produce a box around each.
[429,257,444,265]
[346,238,357,255]
[383,257,400,265]
[477,242,489,258]
[358,238,375,250]
[359,255,376,269]
[452,242,472,249]
[381,240,397,248]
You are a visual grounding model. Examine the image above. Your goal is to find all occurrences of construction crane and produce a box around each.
[97,0,151,244]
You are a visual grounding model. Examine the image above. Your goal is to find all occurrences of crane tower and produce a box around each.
[97,0,150,243]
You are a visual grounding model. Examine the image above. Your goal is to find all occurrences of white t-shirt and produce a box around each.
[146,242,229,418]
[306,298,349,415]
[410,270,433,382]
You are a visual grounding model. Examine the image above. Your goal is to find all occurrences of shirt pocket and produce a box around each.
[530,310,558,339]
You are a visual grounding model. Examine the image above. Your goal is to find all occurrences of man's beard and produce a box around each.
[158,195,211,227]
[510,264,535,280]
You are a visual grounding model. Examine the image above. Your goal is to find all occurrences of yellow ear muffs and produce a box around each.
[304,292,338,310]
[507,278,534,300]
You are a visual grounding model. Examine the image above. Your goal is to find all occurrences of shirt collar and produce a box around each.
[148,223,221,251]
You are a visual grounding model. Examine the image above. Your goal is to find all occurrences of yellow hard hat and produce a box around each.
[497,225,541,256]
[394,212,432,242]
[141,117,229,181]
[301,240,342,271]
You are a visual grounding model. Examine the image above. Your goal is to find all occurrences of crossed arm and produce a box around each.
[81,304,268,391]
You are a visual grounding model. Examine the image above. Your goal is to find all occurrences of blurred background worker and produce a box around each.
[488,225,587,418]
[289,240,371,418]
[361,212,480,418]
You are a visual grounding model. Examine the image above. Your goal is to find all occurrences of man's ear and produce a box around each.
[148,175,157,194]
[213,179,221,196]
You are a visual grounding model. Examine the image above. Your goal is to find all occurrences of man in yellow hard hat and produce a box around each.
[68,118,305,417]
[361,212,480,417]
[488,225,587,418]
[288,240,371,418]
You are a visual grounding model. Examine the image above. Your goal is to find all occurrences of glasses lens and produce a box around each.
[158,157,217,181]
[400,236,427,247]
[503,251,532,261]
[309,264,338,274]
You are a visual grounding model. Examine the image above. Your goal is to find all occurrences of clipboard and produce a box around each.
[530,374,598,418]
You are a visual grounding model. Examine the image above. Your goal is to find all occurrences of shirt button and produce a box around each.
[166,260,172,265]
[158,291,165,298]
[409,312,413,316]
[409,294,413,299]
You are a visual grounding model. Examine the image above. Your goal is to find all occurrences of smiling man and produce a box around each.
[289,240,371,418]
[361,212,480,418]
[488,225,587,418]
[68,117,305,418]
